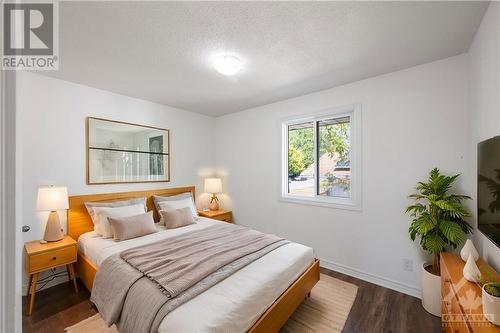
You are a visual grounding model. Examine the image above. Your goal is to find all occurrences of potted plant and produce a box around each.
[405,168,473,316]
[482,281,500,326]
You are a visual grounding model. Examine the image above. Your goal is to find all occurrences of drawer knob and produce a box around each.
[52,257,57,260]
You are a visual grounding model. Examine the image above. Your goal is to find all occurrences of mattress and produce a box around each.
[78,217,314,333]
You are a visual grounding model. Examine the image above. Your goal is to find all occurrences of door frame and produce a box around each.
[1,69,21,332]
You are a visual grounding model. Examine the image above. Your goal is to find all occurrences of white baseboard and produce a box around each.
[320,257,422,299]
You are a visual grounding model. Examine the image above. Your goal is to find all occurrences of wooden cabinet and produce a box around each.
[440,252,500,333]
[28,246,77,273]
[197,210,233,223]
[24,236,78,315]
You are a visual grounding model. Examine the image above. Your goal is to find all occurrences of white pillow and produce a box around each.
[152,193,193,215]
[84,197,146,225]
[158,197,198,220]
[93,204,146,238]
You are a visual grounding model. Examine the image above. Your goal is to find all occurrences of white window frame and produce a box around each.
[281,103,362,211]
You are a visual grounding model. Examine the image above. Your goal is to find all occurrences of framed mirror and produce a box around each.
[86,117,170,184]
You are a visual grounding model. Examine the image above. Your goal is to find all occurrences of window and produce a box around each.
[281,104,361,210]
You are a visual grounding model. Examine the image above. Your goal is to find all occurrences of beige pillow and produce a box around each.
[161,207,196,229]
[153,193,196,216]
[93,204,146,238]
[108,211,157,241]
[156,196,198,225]
[84,197,147,225]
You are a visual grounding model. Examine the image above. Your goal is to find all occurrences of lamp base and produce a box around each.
[209,194,220,211]
[44,211,64,242]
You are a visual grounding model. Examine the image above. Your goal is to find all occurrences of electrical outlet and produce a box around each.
[403,258,413,272]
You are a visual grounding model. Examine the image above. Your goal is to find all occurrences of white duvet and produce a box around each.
[78,217,314,333]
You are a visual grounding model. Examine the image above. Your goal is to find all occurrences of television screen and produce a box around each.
[478,136,500,248]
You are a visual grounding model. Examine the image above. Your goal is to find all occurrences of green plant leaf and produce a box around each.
[454,219,473,234]
[427,194,440,203]
[447,194,472,203]
[409,225,417,241]
[422,234,446,254]
[413,214,435,234]
[405,203,426,216]
[430,168,440,179]
[438,220,465,246]
[408,194,425,200]
[434,200,470,218]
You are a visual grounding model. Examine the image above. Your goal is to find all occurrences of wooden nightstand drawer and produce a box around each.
[213,212,232,223]
[27,245,77,273]
[197,210,233,223]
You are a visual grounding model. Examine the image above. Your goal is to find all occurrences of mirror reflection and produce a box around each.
[87,118,170,184]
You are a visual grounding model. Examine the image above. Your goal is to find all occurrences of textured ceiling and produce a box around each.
[38,1,488,116]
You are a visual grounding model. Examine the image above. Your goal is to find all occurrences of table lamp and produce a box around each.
[205,178,222,211]
[37,186,68,242]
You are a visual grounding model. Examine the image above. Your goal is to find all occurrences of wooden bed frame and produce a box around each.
[68,186,320,333]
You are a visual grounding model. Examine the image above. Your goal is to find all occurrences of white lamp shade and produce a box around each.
[205,178,222,194]
[37,186,69,211]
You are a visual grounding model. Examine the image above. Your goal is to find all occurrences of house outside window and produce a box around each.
[281,104,361,210]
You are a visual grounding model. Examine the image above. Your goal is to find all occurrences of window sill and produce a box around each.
[279,195,361,211]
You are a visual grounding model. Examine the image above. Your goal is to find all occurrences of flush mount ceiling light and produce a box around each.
[212,54,242,76]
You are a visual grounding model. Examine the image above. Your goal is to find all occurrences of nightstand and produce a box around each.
[24,235,78,315]
[198,210,233,223]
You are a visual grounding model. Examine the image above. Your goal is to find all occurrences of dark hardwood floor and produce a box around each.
[22,280,97,333]
[320,268,441,333]
[22,268,441,333]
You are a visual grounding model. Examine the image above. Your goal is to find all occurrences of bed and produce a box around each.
[68,186,320,333]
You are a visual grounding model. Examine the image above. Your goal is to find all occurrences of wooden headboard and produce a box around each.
[67,186,195,240]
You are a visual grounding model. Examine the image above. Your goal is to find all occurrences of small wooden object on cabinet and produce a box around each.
[197,210,233,223]
[441,252,500,333]
[24,235,78,316]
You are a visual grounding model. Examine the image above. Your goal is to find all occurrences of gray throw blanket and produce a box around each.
[90,223,289,333]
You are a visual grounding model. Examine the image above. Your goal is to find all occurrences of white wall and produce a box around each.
[215,55,471,297]
[468,2,500,271]
[16,72,216,290]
